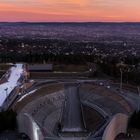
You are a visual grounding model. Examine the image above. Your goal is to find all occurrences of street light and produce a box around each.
[4,87,8,108]
[5,87,8,97]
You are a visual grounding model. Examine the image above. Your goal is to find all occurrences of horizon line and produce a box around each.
[0,21,140,24]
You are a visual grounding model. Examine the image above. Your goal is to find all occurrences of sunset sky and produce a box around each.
[0,0,140,22]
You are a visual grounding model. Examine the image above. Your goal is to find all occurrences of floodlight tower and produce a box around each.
[116,62,134,93]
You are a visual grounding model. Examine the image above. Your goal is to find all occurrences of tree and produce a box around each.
[129,111,140,129]
[0,109,17,132]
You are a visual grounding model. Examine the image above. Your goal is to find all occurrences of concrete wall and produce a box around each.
[17,113,44,140]
[102,113,128,140]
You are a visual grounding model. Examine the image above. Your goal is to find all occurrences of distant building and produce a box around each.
[28,64,53,72]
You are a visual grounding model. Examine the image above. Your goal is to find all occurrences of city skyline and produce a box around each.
[0,0,140,22]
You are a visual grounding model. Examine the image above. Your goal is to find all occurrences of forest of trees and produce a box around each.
[0,109,17,132]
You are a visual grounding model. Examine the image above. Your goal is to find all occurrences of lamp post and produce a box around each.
[5,87,8,97]
[4,87,8,108]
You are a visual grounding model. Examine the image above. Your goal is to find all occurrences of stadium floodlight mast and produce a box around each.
[116,62,135,93]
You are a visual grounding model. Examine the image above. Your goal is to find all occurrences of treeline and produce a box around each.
[99,56,140,85]
[0,109,17,132]
[0,38,140,84]
[129,111,140,129]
